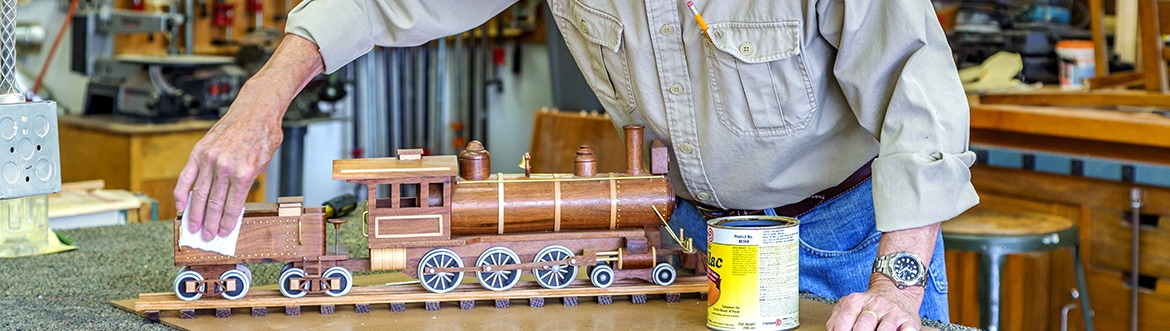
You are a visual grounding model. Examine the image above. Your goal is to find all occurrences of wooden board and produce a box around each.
[978,91,1170,108]
[112,272,938,331]
[528,109,625,174]
[332,156,458,181]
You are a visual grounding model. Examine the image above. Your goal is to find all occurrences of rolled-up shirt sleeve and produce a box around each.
[817,0,979,231]
[286,0,517,73]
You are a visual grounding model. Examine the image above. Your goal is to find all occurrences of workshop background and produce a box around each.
[4,0,1170,330]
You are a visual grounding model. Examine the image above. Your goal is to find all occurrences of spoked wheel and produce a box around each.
[590,264,615,288]
[220,268,251,300]
[651,263,676,286]
[532,245,578,289]
[418,248,464,293]
[279,267,309,298]
[173,268,204,301]
[321,266,353,297]
[475,247,522,291]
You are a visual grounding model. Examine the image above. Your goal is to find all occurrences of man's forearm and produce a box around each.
[243,34,325,119]
[870,223,941,309]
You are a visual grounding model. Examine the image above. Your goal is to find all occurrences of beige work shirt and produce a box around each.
[286,0,979,232]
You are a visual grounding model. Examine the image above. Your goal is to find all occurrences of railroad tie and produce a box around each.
[494,299,510,309]
[631,294,647,304]
[390,302,406,312]
[562,296,578,307]
[529,297,544,307]
[320,305,336,315]
[251,307,266,317]
[665,293,681,303]
[179,309,195,319]
[215,308,231,318]
[597,295,613,305]
[424,301,441,311]
[285,306,301,316]
[355,303,370,313]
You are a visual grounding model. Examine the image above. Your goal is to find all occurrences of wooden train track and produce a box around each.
[135,276,708,320]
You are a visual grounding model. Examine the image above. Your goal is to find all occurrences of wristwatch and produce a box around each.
[872,251,927,289]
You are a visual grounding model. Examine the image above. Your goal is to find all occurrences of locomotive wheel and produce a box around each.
[532,245,577,289]
[475,247,522,291]
[652,263,677,286]
[321,266,353,297]
[220,269,251,300]
[418,248,464,293]
[279,267,309,298]
[173,269,204,301]
[590,264,616,288]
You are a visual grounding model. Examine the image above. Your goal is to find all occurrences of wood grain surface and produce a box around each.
[113,272,939,331]
[942,211,1074,236]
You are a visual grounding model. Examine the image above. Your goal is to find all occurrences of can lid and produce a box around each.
[1056,40,1094,50]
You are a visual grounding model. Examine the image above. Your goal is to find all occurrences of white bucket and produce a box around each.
[1055,40,1095,90]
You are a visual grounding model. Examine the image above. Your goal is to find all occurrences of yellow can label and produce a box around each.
[707,221,799,331]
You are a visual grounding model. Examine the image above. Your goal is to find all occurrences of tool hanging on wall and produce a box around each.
[212,0,235,45]
[246,0,263,32]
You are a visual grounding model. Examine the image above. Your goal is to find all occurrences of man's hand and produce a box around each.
[827,274,924,331]
[826,223,940,331]
[174,89,285,241]
[174,34,324,240]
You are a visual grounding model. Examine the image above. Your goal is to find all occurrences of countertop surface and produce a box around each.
[0,215,977,330]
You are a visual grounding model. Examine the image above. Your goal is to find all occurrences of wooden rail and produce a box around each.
[136,276,707,320]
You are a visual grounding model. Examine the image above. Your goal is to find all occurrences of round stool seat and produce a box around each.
[942,211,1078,254]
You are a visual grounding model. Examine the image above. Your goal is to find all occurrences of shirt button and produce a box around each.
[696,192,711,201]
[579,20,589,34]
[712,29,725,39]
[678,142,694,154]
[668,83,684,95]
[739,42,754,56]
[659,24,674,35]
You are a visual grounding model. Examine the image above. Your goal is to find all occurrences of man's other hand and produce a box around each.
[826,274,924,331]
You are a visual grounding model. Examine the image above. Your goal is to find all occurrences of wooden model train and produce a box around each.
[172,125,699,301]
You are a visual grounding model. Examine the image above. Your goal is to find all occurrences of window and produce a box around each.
[399,183,421,208]
[428,183,445,207]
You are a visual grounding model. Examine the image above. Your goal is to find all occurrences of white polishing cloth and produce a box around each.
[178,195,243,256]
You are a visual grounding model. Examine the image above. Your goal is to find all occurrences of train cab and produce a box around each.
[332,149,456,247]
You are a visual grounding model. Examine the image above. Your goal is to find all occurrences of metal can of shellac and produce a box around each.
[706,216,800,331]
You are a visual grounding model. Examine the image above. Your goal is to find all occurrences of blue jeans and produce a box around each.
[667,179,950,322]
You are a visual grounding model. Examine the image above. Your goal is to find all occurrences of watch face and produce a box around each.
[892,255,922,281]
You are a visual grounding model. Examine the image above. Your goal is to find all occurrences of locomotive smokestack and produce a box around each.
[458,141,491,180]
[574,145,598,177]
[623,125,645,176]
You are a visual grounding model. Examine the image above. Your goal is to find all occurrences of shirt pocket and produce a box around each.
[550,0,637,113]
[704,21,818,137]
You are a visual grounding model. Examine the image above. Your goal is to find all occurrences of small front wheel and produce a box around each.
[651,263,676,286]
[590,264,615,288]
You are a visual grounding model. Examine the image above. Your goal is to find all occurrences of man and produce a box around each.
[175,1,977,330]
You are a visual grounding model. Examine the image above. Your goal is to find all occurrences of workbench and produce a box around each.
[945,101,1170,330]
[58,115,266,221]
[0,217,974,330]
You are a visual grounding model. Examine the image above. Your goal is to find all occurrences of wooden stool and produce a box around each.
[942,211,1094,331]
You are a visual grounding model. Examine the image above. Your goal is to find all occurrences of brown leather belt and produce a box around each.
[695,160,873,219]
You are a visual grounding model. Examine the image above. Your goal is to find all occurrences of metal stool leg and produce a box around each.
[979,248,1006,331]
[1073,243,1095,331]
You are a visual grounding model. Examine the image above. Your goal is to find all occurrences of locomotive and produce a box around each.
[172,125,698,301]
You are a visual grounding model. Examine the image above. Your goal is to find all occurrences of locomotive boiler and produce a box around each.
[172,125,696,300]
